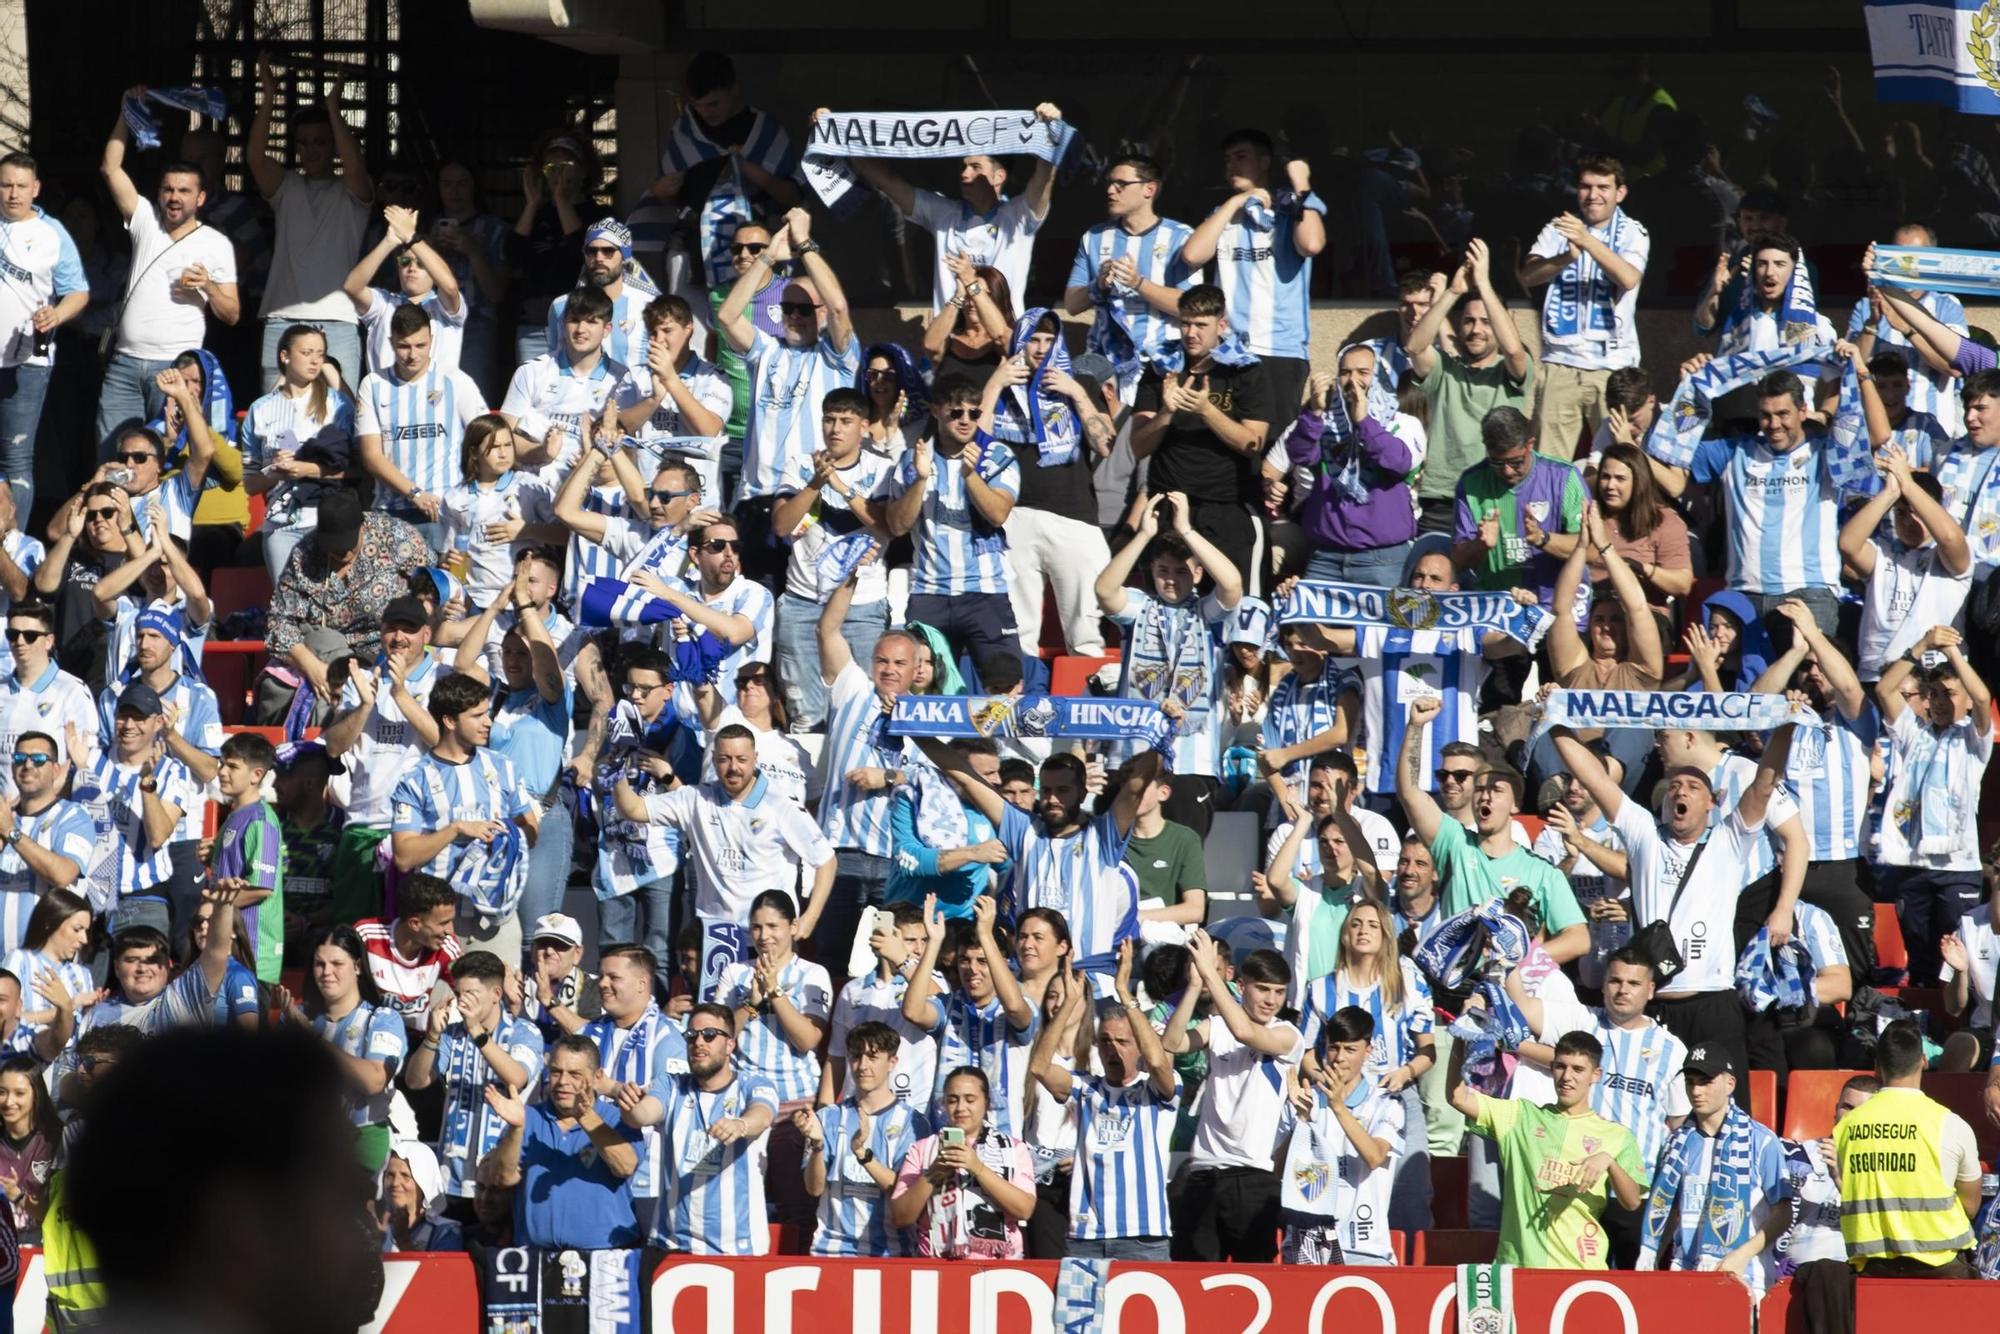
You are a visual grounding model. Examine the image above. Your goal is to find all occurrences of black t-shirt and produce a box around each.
[1008,432,1100,524]
[1134,360,1273,507]
[54,548,122,693]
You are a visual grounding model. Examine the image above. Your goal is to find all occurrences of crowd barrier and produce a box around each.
[12,1246,1995,1330]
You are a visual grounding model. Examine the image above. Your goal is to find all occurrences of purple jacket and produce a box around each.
[1284,405,1419,550]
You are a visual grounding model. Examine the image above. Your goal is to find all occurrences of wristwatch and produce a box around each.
[855,1147,876,1166]
[796,239,822,255]
[2,830,18,846]
[465,1027,490,1048]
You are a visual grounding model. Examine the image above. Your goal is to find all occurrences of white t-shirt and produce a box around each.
[117,208,237,361]
[909,190,1044,316]
[359,287,468,376]
[775,448,899,604]
[700,706,816,812]
[643,779,834,922]
[1350,806,1401,875]
[1611,797,1766,997]
[1858,535,1972,679]
[1187,1017,1303,1172]
[263,174,369,323]
[1528,212,1650,371]
[1941,903,2000,1029]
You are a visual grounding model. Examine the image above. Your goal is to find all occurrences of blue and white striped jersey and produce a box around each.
[0,948,90,1048]
[389,747,533,904]
[129,471,200,546]
[314,1000,407,1128]
[1933,440,2000,573]
[928,991,1038,1139]
[1535,995,1690,1173]
[1067,1071,1179,1240]
[1299,958,1435,1081]
[1067,219,1196,396]
[1209,193,1325,360]
[649,1069,781,1255]
[1262,664,1352,787]
[717,955,833,1105]
[893,438,1018,597]
[435,1013,544,1198]
[74,753,197,908]
[1355,626,1486,795]
[0,206,85,369]
[0,799,94,953]
[0,531,44,680]
[354,365,489,524]
[241,384,357,470]
[97,676,222,839]
[1782,707,1879,863]
[100,596,211,707]
[618,354,733,500]
[830,969,941,1108]
[807,1098,929,1257]
[334,651,442,828]
[667,574,771,720]
[560,483,643,606]
[439,470,557,608]
[739,330,861,501]
[583,1002,688,1200]
[1846,292,1967,432]
[817,662,909,856]
[1792,899,1849,972]
[500,350,628,446]
[1710,752,1800,883]
[997,804,1137,984]
[546,287,649,373]
[82,961,218,1037]
[1105,589,1229,777]
[1690,436,1841,595]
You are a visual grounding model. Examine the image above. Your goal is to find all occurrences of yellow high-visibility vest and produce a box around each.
[1836,1086,1975,1268]
[39,1171,107,1324]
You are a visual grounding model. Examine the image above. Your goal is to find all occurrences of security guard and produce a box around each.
[1836,1020,1982,1277]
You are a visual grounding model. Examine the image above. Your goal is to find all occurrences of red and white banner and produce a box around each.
[13,1248,476,1333]
[648,1258,1755,1334]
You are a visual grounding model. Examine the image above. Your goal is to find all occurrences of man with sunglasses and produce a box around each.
[617,294,730,500]
[705,221,786,506]
[717,208,859,586]
[546,218,652,371]
[0,488,43,685]
[0,601,97,802]
[74,682,197,938]
[1062,153,1196,405]
[617,1001,781,1256]
[655,517,770,717]
[551,425,705,612]
[0,730,90,953]
[342,203,467,375]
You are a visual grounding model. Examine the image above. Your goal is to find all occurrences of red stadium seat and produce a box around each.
[1749,1069,1777,1131]
[1923,1073,2000,1166]
[1410,1229,1498,1267]
[1515,814,1545,844]
[1429,1155,1469,1231]
[1389,1228,1408,1264]
[1782,1069,1874,1142]
[210,565,273,622]
[1048,653,1120,697]
[1873,914,1908,985]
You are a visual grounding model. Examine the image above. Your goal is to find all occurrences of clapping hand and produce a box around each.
[483,1083,526,1128]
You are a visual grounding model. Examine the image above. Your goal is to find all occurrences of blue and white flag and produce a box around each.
[1276,580,1552,650]
[1644,340,1834,468]
[802,109,1078,208]
[813,530,879,588]
[1055,1257,1111,1334]
[1536,689,1811,738]
[577,578,683,629]
[1868,242,2000,298]
[1866,1,2000,116]
[887,693,1171,748]
[122,86,228,152]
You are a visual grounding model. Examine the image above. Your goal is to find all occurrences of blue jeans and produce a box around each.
[0,363,50,516]
[109,895,172,940]
[775,592,887,729]
[262,521,310,586]
[597,877,675,996]
[1066,1236,1170,1261]
[1305,539,1415,588]
[260,317,362,394]
[96,352,175,456]
[515,793,575,966]
[813,849,888,968]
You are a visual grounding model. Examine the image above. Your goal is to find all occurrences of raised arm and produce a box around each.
[1395,696,1449,844]
[1587,502,1663,678]
[1187,928,1296,1056]
[1884,443,1971,575]
[101,88,145,220]
[1467,238,1530,381]
[910,736,1008,830]
[322,81,373,202]
[1093,497,1158,618]
[1735,719,1796,830]
[1548,727,1628,824]
[1179,191,1254,270]
[1114,942,1178,1099]
[1838,471,1899,579]
[785,209,852,353]
[245,56,286,199]
[1942,630,1993,729]
[899,896,949,1032]
[1545,523,1593,680]
[816,570,862,685]
[1026,968,1087,1102]
[717,224,789,355]
[1405,270,1456,380]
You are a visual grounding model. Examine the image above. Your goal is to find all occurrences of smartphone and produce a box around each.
[940,1127,967,1150]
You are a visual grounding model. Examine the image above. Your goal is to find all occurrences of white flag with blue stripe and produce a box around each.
[1867,1,2000,115]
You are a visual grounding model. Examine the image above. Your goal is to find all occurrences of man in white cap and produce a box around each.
[524,911,602,1041]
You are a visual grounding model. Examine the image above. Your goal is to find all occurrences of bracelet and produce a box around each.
[965,282,983,297]
[796,239,822,255]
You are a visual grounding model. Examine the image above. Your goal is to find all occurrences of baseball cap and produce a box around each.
[275,739,344,774]
[1682,1045,1737,1080]
[381,595,430,629]
[316,487,364,553]
[530,913,583,949]
[114,683,165,719]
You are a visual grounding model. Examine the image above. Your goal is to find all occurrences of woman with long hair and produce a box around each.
[859,344,929,455]
[694,662,814,809]
[1013,908,1087,1260]
[718,890,832,1106]
[1587,441,1692,612]
[188,896,264,1030]
[1266,786,1384,993]
[1,890,93,1048]
[889,1065,1038,1258]
[281,924,407,1173]
[1300,899,1436,1233]
[241,323,356,583]
[0,1054,57,1241]
[922,254,1016,379]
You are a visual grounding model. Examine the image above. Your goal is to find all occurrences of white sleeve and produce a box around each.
[1527,222,1567,262]
[354,380,382,437]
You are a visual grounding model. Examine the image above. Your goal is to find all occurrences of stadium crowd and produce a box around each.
[2,42,2000,1334]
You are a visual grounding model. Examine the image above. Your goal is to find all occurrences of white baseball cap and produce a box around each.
[530,913,583,948]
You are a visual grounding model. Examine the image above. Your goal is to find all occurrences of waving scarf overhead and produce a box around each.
[1276,579,1552,650]
[122,86,228,151]
[989,309,1083,467]
[802,109,1077,209]
[1867,241,2000,298]
[1643,342,1872,498]
[660,108,792,288]
[1716,242,1822,356]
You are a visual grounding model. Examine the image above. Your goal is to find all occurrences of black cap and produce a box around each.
[1738,185,1787,217]
[316,487,363,553]
[380,595,429,629]
[114,683,165,719]
[1683,1045,1737,1080]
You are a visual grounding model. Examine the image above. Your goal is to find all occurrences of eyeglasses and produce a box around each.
[1438,768,1478,784]
[1490,452,1531,471]
[622,680,667,697]
[583,245,622,257]
[687,1026,730,1044]
[3,628,44,643]
[116,451,157,465]
[396,255,419,268]
[779,301,820,316]
[943,407,979,421]
[737,672,770,690]
[698,538,740,554]
[10,753,52,768]
[1105,178,1146,191]
[865,368,896,380]
[729,242,768,256]
[647,488,695,503]
[86,508,119,522]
